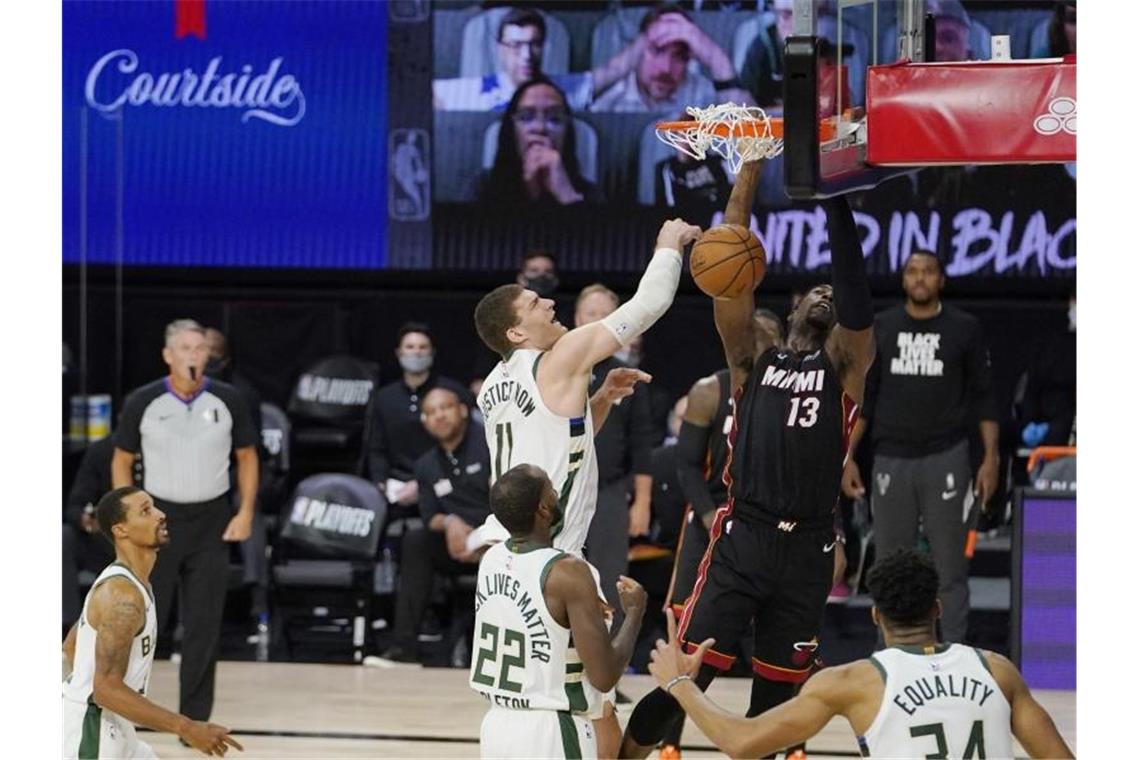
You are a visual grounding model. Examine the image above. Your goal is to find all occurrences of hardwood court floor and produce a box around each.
[142,661,1076,759]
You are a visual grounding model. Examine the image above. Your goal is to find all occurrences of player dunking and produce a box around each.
[658,310,787,756]
[470,464,647,759]
[63,487,242,759]
[473,217,700,757]
[621,159,876,758]
[647,549,1074,759]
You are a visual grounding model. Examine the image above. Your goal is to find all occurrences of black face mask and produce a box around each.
[204,356,231,379]
[525,274,559,298]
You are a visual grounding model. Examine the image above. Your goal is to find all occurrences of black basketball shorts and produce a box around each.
[676,506,834,683]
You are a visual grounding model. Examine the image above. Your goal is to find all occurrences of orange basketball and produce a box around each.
[689,224,767,299]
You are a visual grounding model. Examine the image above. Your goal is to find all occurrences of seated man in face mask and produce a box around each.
[367,323,472,518]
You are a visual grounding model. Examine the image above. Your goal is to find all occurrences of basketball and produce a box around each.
[689,224,767,299]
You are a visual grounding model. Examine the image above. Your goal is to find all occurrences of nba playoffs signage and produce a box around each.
[63,1,387,268]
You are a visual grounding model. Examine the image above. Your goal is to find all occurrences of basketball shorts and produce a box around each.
[480,707,596,759]
[64,699,157,759]
[677,509,833,683]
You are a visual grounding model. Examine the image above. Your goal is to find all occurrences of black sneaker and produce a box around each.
[363,645,421,668]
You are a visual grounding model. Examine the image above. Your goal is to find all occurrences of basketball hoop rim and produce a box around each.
[654,117,841,143]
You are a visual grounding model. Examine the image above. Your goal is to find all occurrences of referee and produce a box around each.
[111,319,259,722]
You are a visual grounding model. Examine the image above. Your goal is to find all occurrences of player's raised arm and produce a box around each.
[547,557,646,693]
[544,219,699,384]
[821,194,875,403]
[712,159,768,393]
[987,652,1075,759]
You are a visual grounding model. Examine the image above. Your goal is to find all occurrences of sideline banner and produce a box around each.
[62,1,388,268]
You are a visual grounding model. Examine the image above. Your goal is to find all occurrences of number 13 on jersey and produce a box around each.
[786,397,820,428]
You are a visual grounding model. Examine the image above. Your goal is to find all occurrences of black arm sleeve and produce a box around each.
[821,195,874,331]
[965,318,1000,423]
[675,421,717,519]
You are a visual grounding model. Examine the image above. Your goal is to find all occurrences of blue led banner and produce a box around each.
[63,0,388,269]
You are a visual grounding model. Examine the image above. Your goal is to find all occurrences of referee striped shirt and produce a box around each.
[114,378,257,504]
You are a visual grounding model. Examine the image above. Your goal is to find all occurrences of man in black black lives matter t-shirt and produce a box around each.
[111,319,259,722]
[841,251,999,644]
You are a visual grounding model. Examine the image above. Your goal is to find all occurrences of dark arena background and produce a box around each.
[60,1,1077,757]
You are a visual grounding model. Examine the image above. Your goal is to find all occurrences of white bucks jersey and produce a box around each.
[478,349,599,555]
[860,644,1012,759]
[64,564,158,704]
[470,541,590,713]
[63,563,158,759]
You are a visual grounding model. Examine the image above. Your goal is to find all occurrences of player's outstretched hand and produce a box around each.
[599,367,652,405]
[181,720,244,756]
[656,218,702,253]
[616,575,647,617]
[649,608,715,689]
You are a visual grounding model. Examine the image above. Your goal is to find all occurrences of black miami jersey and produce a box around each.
[727,346,858,523]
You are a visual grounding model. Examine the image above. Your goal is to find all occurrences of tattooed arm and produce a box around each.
[88,578,243,756]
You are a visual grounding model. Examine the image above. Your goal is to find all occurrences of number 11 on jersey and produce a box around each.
[494,422,514,479]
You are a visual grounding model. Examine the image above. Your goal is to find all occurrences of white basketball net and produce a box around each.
[655,103,784,174]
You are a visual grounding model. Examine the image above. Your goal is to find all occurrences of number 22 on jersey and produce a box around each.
[471,622,526,692]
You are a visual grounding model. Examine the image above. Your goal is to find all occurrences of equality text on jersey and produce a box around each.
[475,571,554,663]
[891,673,996,716]
[480,379,538,420]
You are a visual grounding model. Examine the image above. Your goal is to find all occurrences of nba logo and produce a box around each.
[389,128,431,221]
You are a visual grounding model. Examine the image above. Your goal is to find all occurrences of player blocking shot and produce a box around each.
[472,216,702,556]
[470,465,647,759]
[471,217,700,756]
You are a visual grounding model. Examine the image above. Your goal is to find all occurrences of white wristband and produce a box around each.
[664,674,693,694]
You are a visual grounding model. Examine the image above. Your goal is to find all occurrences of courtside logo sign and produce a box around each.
[84,1,306,126]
